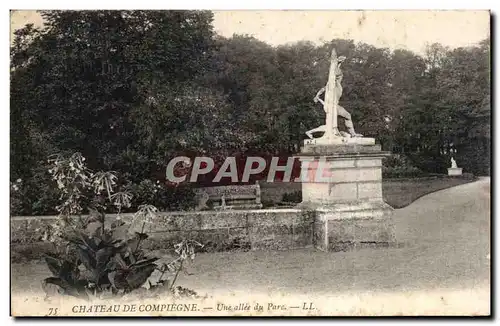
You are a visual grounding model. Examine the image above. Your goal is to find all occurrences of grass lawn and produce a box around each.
[263,175,477,209]
[382,176,476,208]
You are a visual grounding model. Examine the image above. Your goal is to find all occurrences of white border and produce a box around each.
[2,1,496,324]
[3,0,497,10]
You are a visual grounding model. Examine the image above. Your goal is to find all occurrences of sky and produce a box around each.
[10,10,490,54]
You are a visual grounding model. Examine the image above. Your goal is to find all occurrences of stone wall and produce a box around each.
[11,201,396,260]
[11,209,315,256]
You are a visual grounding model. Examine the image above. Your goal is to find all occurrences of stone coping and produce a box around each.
[303,137,376,146]
[303,143,381,149]
[296,152,391,160]
[298,200,392,211]
[299,144,391,156]
[10,208,304,221]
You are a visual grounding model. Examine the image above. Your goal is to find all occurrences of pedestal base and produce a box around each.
[448,167,463,176]
[311,202,395,252]
[296,142,395,252]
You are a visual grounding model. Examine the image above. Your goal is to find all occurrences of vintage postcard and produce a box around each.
[10,9,491,317]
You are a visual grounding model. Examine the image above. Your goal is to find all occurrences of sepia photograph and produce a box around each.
[9,9,491,317]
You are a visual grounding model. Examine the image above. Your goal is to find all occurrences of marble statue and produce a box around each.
[306,48,362,140]
[447,156,462,175]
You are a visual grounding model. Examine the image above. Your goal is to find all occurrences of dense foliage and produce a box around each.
[10,11,490,215]
[40,152,203,300]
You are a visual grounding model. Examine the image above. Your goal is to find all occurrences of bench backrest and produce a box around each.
[195,182,262,208]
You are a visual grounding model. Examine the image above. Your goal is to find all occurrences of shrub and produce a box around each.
[281,191,302,203]
[125,180,196,212]
[382,166,425,179]
[41,152,203,300]
[10,179,24,215]
[406,152,449,174]
[460,172,476,180]
[261,199,276,208]
[382,154,427,178]
[10,165,196,216]
[10,165,61,216]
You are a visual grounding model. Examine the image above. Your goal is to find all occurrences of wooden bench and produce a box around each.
[194,182,262,210]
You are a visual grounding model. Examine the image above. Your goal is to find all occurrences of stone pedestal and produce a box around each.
[296,141,395,252]
[447,167,463,176]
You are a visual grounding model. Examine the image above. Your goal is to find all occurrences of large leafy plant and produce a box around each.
[42,152,203,300]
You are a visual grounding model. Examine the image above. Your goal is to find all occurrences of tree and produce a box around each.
[11,10,491,193]
[394,39,490,174]
[11,10,220,182]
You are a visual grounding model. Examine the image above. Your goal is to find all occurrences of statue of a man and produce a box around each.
[306,51,362,139]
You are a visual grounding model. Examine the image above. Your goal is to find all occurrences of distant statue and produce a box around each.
[451,157,458,169]
[306,48,362,139]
